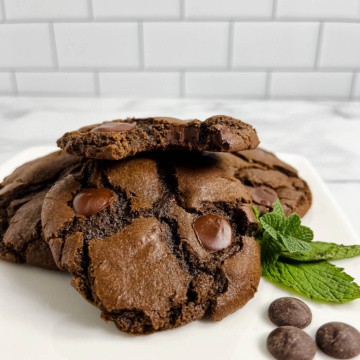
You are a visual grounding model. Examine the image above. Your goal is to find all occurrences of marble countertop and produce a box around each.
[0,97,359,235]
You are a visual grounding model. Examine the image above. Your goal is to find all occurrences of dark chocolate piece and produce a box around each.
[193,214,233,252]
[90,122,136,133]
[268,297,312,329]
[57,115,259,160]
[267,326,316,360]
[316,322,360,359]
[247,185,278,208]
[73,188,114,216]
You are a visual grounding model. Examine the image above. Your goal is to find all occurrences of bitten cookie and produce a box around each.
[57,115,259,160]
[42,151,261,334]
[231,148,312,217]
[0,151,81,269]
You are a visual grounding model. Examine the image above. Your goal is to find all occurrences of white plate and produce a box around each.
[0,147,359,360]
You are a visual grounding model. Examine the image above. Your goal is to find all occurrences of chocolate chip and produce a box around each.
[193,214,233,252]
[90,122,136,133]
[73,188,114,216]
[268,297,312,329]
[267,326,316,360]
[183,126,199,144]
[164,126,199,147]
[316,322,360,359]
[248,185,278,208]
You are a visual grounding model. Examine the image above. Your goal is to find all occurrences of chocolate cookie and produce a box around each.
[42,151,261,334]
[231,148,312,217]
[57,115,259,160]
[0,151,81,269]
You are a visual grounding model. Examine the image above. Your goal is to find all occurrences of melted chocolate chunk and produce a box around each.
[316,322,360,359]
[90,122,136,133]
[193,214,233,252]
[248,185,278,208]
[73,188,114,216]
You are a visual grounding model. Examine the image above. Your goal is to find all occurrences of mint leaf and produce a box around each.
[258,200,313,254]
[260,212,284,240]
[253,206,260,221]
[272,200,285,217]
[280,234,312,253]
[284,214,314,242]
[259,233,282,271]
[263,260,360,303]
[282,242,360,262]
[283,213,301,235]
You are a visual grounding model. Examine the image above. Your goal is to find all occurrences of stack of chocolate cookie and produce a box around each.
[0,116,312,335]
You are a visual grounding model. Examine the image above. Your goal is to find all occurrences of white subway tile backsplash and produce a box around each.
[0,0,359,99]
[0,73,13,93]
[185,72,266,97]
[277,0,360,19]
[354,73,360,99]
[233,22,319,68]
[320,23,360,68]
[144,22,228,68]
[271,72,352,98]
[93,0,180,19]
[16,73,95,95]
[100,72,180,97]
[4,0,89,21]
[55,23,139,68]
[0,24,53,68]
[185,0,272,19]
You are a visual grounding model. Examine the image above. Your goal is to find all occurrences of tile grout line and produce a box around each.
[180,0,185,20]
[11,71,19,96]
[0,0,6,22]
[48,23,59,69]
[314,22,324,69]
[227,22,234,70]
[1,67,359,73]
[265,71,272,98]
[94,71,100,96]
[272,0,278,19]
[87,0,94,20]
[4,18,360,24]
[138,22,145,70]
[349,72,357,100]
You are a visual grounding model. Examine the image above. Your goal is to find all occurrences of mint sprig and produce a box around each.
[259,202,313,256]
[255,201,360,303]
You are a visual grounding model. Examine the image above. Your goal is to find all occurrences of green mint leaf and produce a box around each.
[283,213,301,235]
[282,242,360,262]
[263,260,360,303]
[260,213,285,240]
[258,200,313,254]
[252,206,261,221]
[272,200,285,217]
[259,233,282,271]
[283,213,313,242]
[292,225,314,242]
[280,234,312,253]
